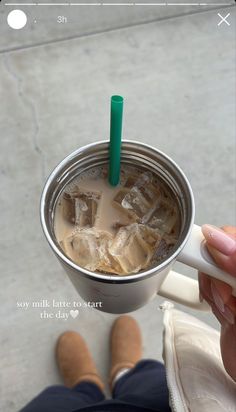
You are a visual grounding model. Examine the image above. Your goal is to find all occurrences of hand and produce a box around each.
[198,225,236,382]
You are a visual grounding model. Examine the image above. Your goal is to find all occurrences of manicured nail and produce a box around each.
[211,282,224,313]
[202,224,236,256]
[211,283,235,325]
[223,306,235,325]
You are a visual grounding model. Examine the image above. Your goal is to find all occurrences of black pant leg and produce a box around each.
[20,382,105,412]
[113,360,172,412]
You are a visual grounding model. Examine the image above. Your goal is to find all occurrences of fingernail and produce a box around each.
[223,306,235,325]
[211,283,235,325]
[202,224,236,256]
[211,282,225,313]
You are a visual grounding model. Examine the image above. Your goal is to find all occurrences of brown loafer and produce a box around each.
[56,331,104,391]
[110,315,142,387]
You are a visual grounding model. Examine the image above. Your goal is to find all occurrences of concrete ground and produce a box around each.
[0,3,235,411]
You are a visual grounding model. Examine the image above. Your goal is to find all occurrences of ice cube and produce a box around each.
[133,172,160,202]
[62,188,101,228]
[113,188,130,205]
[134,171,152,188]
[113,188,138,222]
[60,228,121,274]
[109,223,161,275]
[113,172,161,223]
[122,186,150,216]
[96,231,123,274]
[61,193,76,224]
[74,192,100,227]
[148,200,178,234]
[139,182,160,204]
[60,228,100,271]
[124,174,140,188]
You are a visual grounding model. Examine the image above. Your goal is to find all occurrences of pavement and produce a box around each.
[0,3,235,411]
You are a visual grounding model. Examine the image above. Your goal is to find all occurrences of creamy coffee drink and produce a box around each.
[54,165,181,275]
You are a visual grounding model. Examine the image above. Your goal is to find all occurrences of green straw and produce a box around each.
[109,95,124,186]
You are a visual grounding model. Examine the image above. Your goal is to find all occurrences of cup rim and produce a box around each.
[40,140,195,284]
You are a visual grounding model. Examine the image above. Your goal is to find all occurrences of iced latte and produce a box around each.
[54,165,180,275]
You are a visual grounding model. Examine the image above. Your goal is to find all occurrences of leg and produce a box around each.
[113,359,172,412]
[109,316,171,412]
[21,330,106,412]
[20,382,105,412]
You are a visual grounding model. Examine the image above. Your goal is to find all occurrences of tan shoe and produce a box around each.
[56,331,104,391]
[110,315,142,387]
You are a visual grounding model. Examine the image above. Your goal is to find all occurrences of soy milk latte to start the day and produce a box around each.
[54,165,181,275]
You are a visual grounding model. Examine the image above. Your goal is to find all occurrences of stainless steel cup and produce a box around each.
[40,140,236,314]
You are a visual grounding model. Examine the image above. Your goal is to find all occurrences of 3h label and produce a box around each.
[57,16,68,24]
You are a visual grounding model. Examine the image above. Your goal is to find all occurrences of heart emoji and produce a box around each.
[70,310,79,319]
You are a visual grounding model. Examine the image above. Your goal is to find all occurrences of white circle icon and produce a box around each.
[7,10,27,30]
